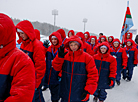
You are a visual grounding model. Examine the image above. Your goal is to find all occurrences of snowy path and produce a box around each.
[43,67,138,102]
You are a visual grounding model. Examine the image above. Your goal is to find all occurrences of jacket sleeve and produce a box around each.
[33,42,46,88]
[84,54,98,95]
[109,56,117,79]
[134,48,138,64]
[86,43,94,56]
[5,56,35,102]
[122,48,128,67]
[52,54,65,71]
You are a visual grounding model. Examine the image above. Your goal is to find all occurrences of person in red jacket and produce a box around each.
[68,30,75,38]
[84,31,90,43]
[57,29,67,45]
[122,39,137,81]
[52,35,98,102]
[43,32,62,102]
[88,36,98,54]
[110,39,128,85]
[0,13,35,102]
[122,32,133,47]
[99,35,108,43]
[16,20,46,102]
[34,29,49,53]
[93,42,117,102]
[108,36,114,47]
[76,32,94,56]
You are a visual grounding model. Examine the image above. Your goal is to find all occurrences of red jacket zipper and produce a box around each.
[48,67,52,85]
[98,55,103,82]
[68,53,74,102]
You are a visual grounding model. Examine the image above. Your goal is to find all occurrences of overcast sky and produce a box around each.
[1,0,138,38]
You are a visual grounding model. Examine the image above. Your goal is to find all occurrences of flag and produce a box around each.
[120,1,134,42]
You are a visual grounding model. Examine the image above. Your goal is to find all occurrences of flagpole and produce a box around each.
[123,1,129,44]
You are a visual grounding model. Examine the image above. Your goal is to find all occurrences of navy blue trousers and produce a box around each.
[93,89,107,101]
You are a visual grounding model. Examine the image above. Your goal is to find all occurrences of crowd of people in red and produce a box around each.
[0,13,137,102]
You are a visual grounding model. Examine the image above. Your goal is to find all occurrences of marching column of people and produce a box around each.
[0,13,138,102]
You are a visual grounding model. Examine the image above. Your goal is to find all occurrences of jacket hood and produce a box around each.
[16,20,36,44]
[49,32,62,48]
[125,39,135,49]
[0,13,16,58]
[108,36,114,42]
[57,29,66,41]
[99,35,108,43]
[112,38,121,49]
[88,36,98,45]
[34,29,40,40]
[68,30,75,37]
[97,42,110,55]
[84,31,90,40]
[125,32,132,40]
[64,35,83,51]
[76,32,85,43]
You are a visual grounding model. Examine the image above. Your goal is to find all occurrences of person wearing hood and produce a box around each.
[108,36,114,47]
[16,20,46,102]
[122,32,133,47]
[99,35,108,43]
[110,39,128,85]
[0,13,35,102]
[76,32,94,56]
[68,30,75,38]
[57,29,67,45]
[42,32,63,102]
[84,31,90,43]
[93,42,117,102]
[88,36,98,55]
[122,39,138,81]
[34,29,49,53]
[52,35,98,102]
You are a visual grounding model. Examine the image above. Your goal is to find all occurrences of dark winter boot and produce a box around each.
[126,79,131,82]
[116,81,120,85]
[93,97,98,102]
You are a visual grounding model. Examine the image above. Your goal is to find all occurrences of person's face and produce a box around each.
[19,32,29,40]
[100,47,107,54]
[101,39,105,43]
[69,42,79,52]
[127,35,130,39]
[127,42,132,46]
[99,34,102,37]
[51,38,58,45]
[84,34,88,39]
[91,39,95,44]
[113,43,119,48]
[69,33,73,37]
[108,38,112,42]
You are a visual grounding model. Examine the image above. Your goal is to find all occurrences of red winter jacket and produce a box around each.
[108,36,114,47]
[88,36,98,54]
[52,35,98,101]
[124,39,138,67]
[44,32,62,85]
[76,32,94,56]
[68,30,75,38]
[84,31,90,42]
[0,13,35,102]
[110,39,128,69]
[93,42,117,89]
[16,20,46,88]
[57,29,67,45]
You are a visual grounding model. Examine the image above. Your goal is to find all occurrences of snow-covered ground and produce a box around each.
[43,66,138,102]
